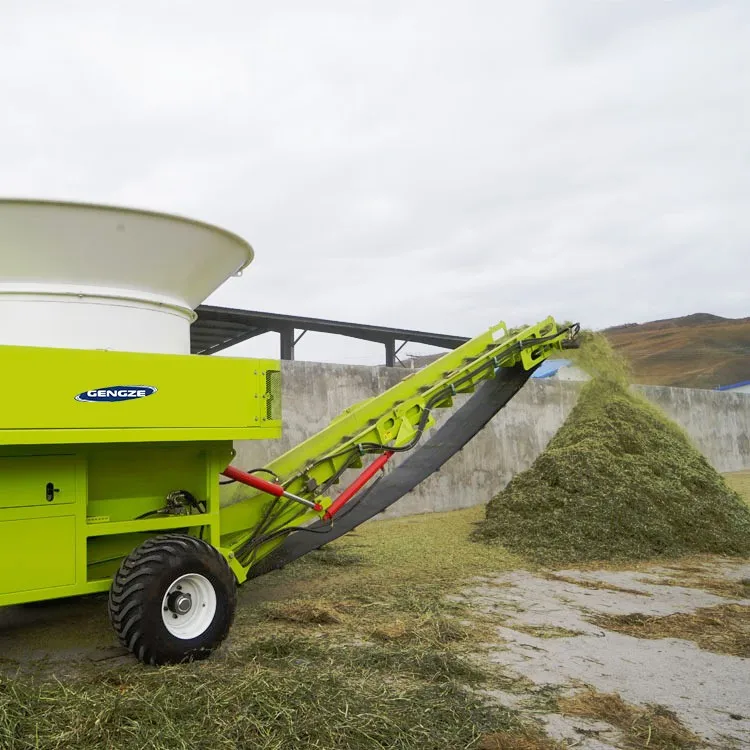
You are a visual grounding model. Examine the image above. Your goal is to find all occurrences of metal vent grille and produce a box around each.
[265,370,281,421]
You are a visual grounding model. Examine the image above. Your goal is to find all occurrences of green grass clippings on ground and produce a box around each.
[558,689,703,749]
[592,604,750,658]
[0,508,539,750]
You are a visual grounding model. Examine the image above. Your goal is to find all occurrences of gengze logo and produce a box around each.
[75,386,158,403]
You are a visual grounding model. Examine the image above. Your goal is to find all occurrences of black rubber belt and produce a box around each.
[247,363,536,579]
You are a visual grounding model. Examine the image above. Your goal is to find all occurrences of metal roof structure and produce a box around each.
[191,305,469,366]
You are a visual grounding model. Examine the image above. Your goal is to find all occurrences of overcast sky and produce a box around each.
[1,1,747,363]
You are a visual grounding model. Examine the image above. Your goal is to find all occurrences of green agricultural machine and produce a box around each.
[0,199,578,665]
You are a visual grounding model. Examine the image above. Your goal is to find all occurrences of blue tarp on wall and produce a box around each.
[531,358,572,379]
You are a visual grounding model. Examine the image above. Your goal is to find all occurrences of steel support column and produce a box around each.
[384,338,396,367]
[280,326,295,360]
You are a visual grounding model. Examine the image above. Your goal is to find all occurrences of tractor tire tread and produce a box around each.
[108,533,236,665]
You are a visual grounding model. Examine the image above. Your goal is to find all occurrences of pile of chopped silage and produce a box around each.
[475,334,750,565]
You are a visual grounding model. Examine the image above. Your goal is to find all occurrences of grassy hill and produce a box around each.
[604,313,750,389]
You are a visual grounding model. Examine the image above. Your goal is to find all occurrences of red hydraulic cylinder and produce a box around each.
[222,465,284,496]
[324,451,394,521]
[221,465,322,512]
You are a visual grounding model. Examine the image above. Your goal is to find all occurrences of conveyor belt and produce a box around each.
[247,362,535,577]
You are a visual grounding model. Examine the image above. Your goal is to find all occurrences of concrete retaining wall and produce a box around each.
[229,361,750,518]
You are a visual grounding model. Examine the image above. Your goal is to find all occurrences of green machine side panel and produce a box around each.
[0,345,281,445]
[0,516,77,595]
[0,455,77,508]
[0,441,234,606]
[0,454,80,598]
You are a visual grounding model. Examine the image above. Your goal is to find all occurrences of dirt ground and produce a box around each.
[0,472,748,749]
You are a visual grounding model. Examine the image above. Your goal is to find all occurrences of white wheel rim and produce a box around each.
[161,573,217,640]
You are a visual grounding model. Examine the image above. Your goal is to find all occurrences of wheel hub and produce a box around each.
[160,572,218,640]
[168,591,193,615]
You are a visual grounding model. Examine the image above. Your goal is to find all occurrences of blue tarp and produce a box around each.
[714,380,750,391]
[531,358,572,379]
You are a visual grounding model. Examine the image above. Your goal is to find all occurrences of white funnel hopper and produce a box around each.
[0,200,253,354]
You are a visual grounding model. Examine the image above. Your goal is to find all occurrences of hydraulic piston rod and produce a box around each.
[221,466,323,512]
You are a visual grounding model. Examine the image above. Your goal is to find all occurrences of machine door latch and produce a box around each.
[45,482,60,502]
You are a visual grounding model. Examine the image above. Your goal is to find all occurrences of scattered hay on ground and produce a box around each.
[505,624,585,639]
[478,728,563,749]
[306,547,365,567]
[475,334,750,565]
[544,572,651,596]
[641,573,750,600]
[0,633,520,750]
[369,614,470,645]
[260,597,350,624]
[591,604,750,657]
[558,689,703,749]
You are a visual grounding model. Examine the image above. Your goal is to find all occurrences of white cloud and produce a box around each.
[0,0,747,363]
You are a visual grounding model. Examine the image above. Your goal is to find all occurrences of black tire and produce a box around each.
[108,534,237,665]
